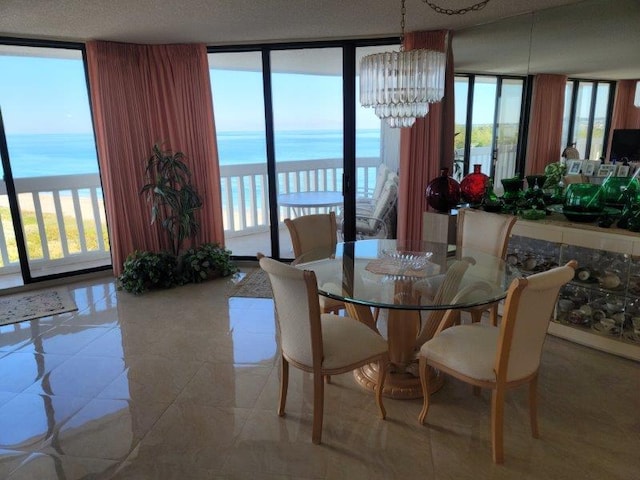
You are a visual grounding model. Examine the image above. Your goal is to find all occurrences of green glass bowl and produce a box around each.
[601,177,639,207]
[563,183,603,212]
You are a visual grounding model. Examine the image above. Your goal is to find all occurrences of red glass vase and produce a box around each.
[460,164,489,204]
[425,167,461,213]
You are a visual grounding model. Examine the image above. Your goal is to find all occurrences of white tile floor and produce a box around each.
[0,272,638,479]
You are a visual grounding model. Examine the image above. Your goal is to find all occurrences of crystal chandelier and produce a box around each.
[359,0,493,128]
[359,0,445,128]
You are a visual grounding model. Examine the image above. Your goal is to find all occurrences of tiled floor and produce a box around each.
[0,272,638,479]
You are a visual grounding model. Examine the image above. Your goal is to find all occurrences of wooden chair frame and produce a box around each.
[418,260,577,463]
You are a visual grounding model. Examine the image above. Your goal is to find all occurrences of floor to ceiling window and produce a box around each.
[561,79,614,160]
[0,42,109,286]
[208,51,270,257]
[454,74,526,191]
[208,39,399,260]
[271,47,344,256]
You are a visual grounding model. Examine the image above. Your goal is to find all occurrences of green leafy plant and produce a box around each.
[117,250,178,295]
[543,161,567,190]
[141,143,203,256]
[180,242,238,284]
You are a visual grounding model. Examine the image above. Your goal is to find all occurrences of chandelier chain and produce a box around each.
[400,0,406,49]
[421,0,492,15]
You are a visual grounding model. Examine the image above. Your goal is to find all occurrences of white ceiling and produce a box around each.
[1,0,638,79]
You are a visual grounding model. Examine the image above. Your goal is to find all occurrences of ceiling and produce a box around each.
[1,0,638,80]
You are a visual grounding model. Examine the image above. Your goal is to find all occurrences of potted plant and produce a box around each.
[141,143,203,256]
[180,242,238,284]
[117,250,178,295]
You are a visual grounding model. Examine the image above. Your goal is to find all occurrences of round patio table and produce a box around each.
[297,239,518,399]
[278,191,343,216]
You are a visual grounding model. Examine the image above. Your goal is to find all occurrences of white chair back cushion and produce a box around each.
[370,164,392,200]
[260,257,316,366]
[286,213,337,260]
[370,178,398,227]
[505,265,575,380]
[459,209,515,257]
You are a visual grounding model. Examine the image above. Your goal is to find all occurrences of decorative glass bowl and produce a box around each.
[600,177,639,207]
[382,250,433,271]
[563,183,603,213]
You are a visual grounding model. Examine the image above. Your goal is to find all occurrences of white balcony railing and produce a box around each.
[0,146,518,277]
[0,173,111,276]
[220,157,380,237]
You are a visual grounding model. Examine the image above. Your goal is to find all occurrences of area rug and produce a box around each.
[228,269,272,298]
[0,287,78,326]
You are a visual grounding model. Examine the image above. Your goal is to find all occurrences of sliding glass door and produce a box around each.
[271,47,344,256]
[209,51,270,257]
[455,74,525,193]
[209,39,398,260]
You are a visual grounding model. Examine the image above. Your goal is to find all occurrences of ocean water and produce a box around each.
[4,130,381,177]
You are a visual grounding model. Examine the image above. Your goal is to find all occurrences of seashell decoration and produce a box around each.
[523,257,537,271]
[599,272,621,290]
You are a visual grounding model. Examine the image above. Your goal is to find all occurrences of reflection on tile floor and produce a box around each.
[0,273,638,479]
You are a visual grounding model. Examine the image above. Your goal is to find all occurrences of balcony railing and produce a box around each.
[0,145,518,278]
[220,157,380,237]
[0,173,110,277]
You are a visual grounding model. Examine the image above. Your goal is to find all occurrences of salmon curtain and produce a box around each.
[605,80,640,160]
[525,74,568,175]
[397,30,454,248]
[86,41,224,276]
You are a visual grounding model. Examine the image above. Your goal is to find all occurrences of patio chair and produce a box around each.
[353,175,398,239]
[259,255,389,444]
[357,163,393,207]
[417,261,577,463]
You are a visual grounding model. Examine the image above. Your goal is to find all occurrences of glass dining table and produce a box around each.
[296,239,520,399]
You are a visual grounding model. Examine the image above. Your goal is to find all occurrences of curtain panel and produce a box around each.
[397,30,454,248]
[605,80,640,160]
[86,41,224,275]
[525,74,567,175]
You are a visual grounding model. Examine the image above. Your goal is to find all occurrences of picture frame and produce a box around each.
[583,161,597,176]
[567,159,583,175]
[597,164,617,177]
[616,165,630,177]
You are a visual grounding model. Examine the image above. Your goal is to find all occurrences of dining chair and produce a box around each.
[259,255,389,444]
[457,208,517,325]
[417,260,577,463]
[284,212,343,314]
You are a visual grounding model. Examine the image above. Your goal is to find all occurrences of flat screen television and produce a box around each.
[610,129,640,163]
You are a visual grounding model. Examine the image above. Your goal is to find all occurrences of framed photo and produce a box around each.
[597,164,617,177]
[567,159,583,175]
[616,165,630,177]
[583,161,597,176]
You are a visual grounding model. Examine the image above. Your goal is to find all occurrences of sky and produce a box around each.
[0,51,501,135]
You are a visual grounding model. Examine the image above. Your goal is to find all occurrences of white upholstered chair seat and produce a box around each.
[420,324,499,381]
[320,313,388,370]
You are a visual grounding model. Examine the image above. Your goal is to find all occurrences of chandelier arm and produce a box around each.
[422,0,492,16]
